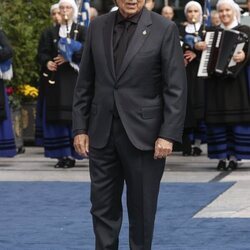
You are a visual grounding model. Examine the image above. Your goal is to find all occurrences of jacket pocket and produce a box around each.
[141,106,161,119]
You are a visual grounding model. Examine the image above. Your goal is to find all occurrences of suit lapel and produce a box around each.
[117,8,152,81]
[103,11,117,81]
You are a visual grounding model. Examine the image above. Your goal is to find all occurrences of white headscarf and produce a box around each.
[216,0,242,23]
[50,3,60,15]
[184,1,203,23]
[58,0,78,22]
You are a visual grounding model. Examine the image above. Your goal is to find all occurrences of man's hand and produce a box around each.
[73,134,89,157]
[154,138,173,159]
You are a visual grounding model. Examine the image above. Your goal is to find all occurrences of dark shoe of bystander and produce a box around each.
[54,159,65,168]
[63,158,76,168]
[182,150,192,156]
[217,160,226,171]
[17,146,25,154]
[192,147,202,156]
[225,160,238,171]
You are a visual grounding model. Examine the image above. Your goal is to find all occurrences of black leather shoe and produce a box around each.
[217,160,226,171]
[63,158,76,168]
[226,161,238,171]
[182,151,192,156]
[54,159,65,168]
[192,147,202,156]
[17,146,25,154]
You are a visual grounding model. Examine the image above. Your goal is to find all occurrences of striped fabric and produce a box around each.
[189,121,207,143]
[77,0,90,27]
[0,91,16,157]
[207,124,250,160]
[42,101,82,159]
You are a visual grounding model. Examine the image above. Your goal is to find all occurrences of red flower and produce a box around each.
[6,86,14,96]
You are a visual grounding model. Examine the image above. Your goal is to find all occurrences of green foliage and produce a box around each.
[0,0,54,87]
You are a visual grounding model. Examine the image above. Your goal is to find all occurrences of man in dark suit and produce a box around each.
[73,0,187,249]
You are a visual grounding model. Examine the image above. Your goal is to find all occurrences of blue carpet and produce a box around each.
[0,182,248,250]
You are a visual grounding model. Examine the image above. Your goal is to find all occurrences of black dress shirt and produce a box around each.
[113,10,142,74]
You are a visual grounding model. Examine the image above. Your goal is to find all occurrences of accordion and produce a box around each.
[198,28,248,78]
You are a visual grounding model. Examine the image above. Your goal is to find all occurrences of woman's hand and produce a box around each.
[194,41,207,51]
[233,50,245,63]
[184,50,197,63]
[54,55,67,65]
[47,61,57,71]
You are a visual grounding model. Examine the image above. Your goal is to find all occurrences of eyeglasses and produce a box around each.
[59,5,72,10]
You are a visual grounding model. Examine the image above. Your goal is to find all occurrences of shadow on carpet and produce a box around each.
[0,182,246,250]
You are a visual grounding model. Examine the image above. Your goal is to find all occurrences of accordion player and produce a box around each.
[198,28,248,78]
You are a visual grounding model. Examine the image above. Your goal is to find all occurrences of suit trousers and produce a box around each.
[89,117,165,250]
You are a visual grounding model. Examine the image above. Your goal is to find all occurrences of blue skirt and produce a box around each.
[0,91,16,157]
[189,120,207,143]
[42,101,82,159]
[207,124,250,160]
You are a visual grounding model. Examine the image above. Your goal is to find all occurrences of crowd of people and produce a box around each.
[0,0,250,172]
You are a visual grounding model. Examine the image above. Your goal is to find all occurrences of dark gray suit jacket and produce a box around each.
[73,8,187,150]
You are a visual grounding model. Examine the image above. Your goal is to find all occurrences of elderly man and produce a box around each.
[90,7,98,21]
[73,0,187,249]
[161,5,174,21]
[145,0,155,11]
[211,10,221,26]
[243,0,250,16]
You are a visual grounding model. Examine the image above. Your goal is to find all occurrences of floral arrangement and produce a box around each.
[6,83,38,110]
[18,84,38,101]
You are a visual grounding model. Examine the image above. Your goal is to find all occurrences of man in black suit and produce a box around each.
[73,0,187,249]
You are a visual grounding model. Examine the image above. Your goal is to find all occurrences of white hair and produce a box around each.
[184,1,203,23]
[58,0,78,21]
[50,3,60,15]
[216,0,242,23]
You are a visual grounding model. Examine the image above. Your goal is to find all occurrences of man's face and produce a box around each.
[116,0,145,18]
[145,0,155,11]
[162,6,174,20]
[211,12,220,26]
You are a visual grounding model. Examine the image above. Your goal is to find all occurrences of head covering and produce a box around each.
[184,1,203,23]
[50,3,60,15]
[58,0,78,21]
[216,0,242,23]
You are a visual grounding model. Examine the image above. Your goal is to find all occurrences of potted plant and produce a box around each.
[19,84,38,143]
[6,82,23,153]
[6,82,38,145]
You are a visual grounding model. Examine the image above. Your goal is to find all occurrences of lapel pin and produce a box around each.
[142,30,147,35]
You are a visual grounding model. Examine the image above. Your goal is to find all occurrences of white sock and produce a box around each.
[229,155,237,162]
[194,139,201,148]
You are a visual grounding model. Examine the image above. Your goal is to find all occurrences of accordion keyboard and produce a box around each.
[197,31,215,77]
